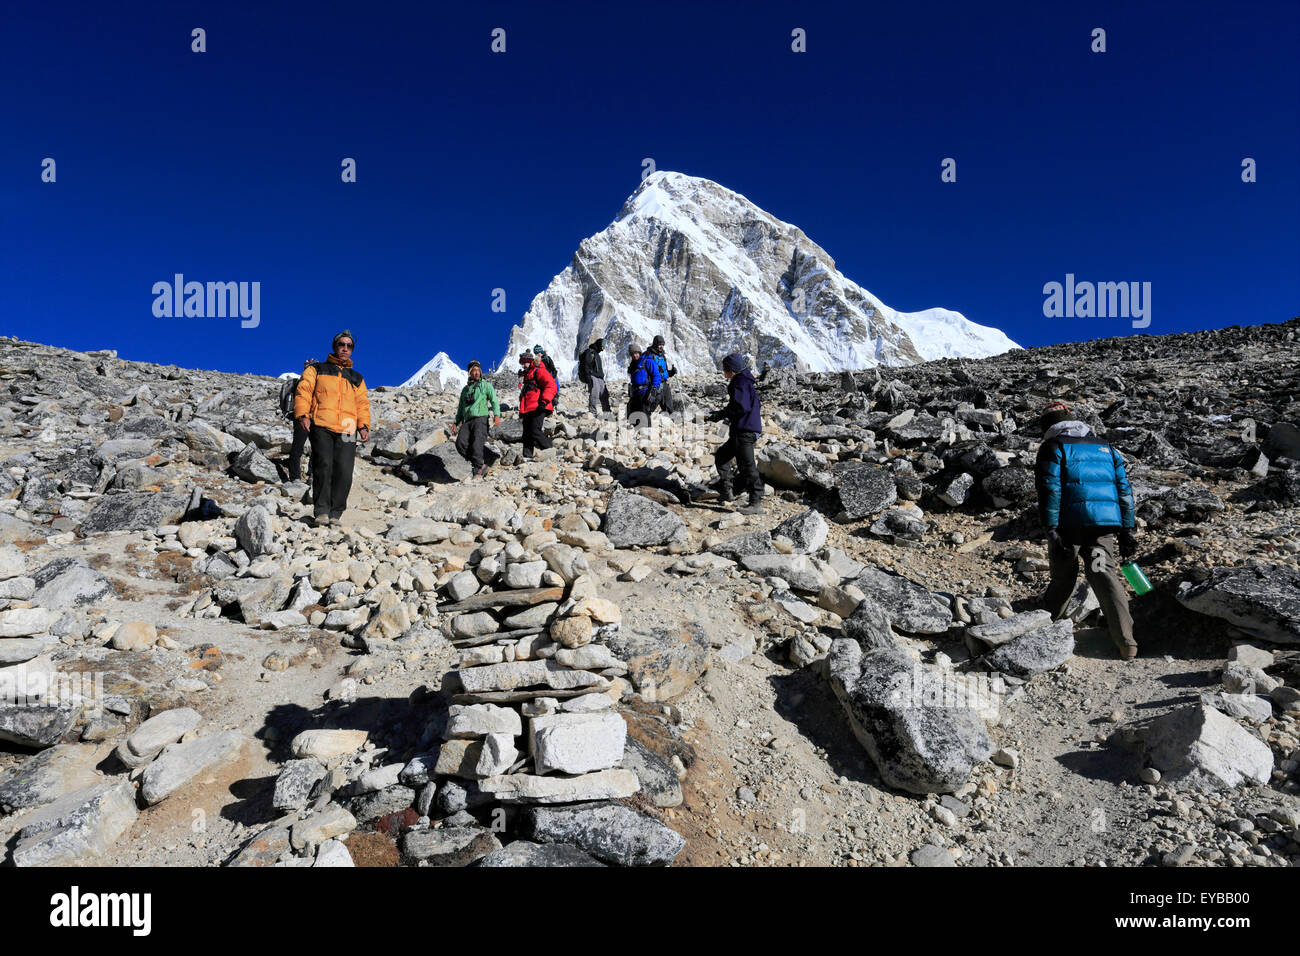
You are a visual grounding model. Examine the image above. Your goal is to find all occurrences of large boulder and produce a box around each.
[771,509,828,554]
[739,554,838,593]
[603,623,711,700]
[234,505,274,558]
[1137,703,1273,790]
[520,801,685,866]
[79,492,188,536]
[825,639,993,794]
[756,442,828,489]
[230,444,280,483]
[11,780,138,866]
[826,462,897,520]
[982,619,1075,676]
[982,467,1036,507]
[1177,564,1300,644]
[397,447,474,485]
[602,490,686,548]
[850,567,952,634]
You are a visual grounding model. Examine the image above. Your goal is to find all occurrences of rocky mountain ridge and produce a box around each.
[0,318,1297,868]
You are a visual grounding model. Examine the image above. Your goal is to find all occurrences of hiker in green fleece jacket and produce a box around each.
[451,360,501,478]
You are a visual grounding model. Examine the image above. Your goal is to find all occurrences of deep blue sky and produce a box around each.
[3,0,1297,385]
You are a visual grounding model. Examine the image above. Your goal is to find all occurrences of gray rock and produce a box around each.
[1177,564,1300,644]
[910,844,956,867]
[140,730,245,804]
[0,744,104,814]
[0,700,82,748]
[966,609,1054,649]
[825,639,993,794]
[936,472,976,507]
[347,784,417,822]
[842,598,898,650]
[770,509,828,554]
[850,567,952,634]
[982,467,1036,507]
[1200,692,1273,725]
[530,712,627,774]
[522,801,685,866]
[603,623,711,700]
[401,827,502,866]
[234,505,274,557]
[272,758,327,810]
[620,736,683,808]
[828,462,897,520]
[739,553,837,592]
[869,508,926,541]
[709,530,774,560]
[1140,703,1273,790]
[230,444,280,483]
[756,442,829,489]
[477,840,605,867]
[478,768,640,804]
[124,707,202,760]
[79,491,188,536]
[602,490,687,548]
[397,447,474,485]
[982,619,1075,676]
[11,780,138,866]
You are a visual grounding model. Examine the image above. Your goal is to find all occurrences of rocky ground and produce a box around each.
[1,320,1299,868]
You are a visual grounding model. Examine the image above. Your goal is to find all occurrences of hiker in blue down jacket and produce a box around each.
[708,352,763,514]
[1035,400,1139,659]
[628,344,666,425]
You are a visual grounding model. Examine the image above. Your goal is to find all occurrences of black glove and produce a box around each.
[1047,528,1064,553]
[707,408,726,423]
[1119,530,1138,558]
[668,366,678,378]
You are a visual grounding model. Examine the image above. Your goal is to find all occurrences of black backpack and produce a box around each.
[578,349,592,385]
[278,377,299,420]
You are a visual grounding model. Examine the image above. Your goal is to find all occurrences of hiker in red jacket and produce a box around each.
[518,350,557,458]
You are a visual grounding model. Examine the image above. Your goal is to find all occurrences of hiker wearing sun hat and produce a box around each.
[294,329,370,526]
[1034,399,1139,659]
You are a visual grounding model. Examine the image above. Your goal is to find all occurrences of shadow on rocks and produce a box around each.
[221,773,278,827]
[1055,744,1139,785]
[766,658,881,789]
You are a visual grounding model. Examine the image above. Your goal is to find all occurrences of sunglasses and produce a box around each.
[336,341,354,349]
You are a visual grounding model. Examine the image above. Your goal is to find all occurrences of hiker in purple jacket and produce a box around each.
[708,352,763,514]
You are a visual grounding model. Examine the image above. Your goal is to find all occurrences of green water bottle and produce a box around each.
[1121,562,1152,596]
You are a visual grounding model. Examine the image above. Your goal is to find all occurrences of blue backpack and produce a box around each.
[631,353,664,393]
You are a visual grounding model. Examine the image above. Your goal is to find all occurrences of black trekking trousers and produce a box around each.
[522,409,552,456]
[309,426,357,519]
[287,419,310,481]
[455,416,489,469]
[715,429,761,497]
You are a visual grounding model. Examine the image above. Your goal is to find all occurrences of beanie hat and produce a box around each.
[533,344,545,354]
[1041,400,1072,430]
[652,334,666,349]
[519,351,533,363]
[722,352,745,373]
[467,360,481,372]
[629,343,642,354]
[332,329,355,350]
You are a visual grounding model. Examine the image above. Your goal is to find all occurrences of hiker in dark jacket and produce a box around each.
[451,360,501,478]
[579,338,611,417]
[708,352,763,514]
[532,345,558,411]
[282,357,314,484]
[649,334,679,414]
[1034,400,1139,659]
[625,344,644,421]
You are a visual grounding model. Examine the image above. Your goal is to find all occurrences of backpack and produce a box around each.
[278,377,299,420]
[577,349,592,385]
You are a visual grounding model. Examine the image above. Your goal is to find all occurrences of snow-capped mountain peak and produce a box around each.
[401,351,468,390]
[500,171,1018,379]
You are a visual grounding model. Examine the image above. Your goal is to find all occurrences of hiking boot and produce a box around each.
[738,492,764,515]
[1115,637,1138,661]
[313,515,330,528]
[714,477,735,503]
[473,465,486,480]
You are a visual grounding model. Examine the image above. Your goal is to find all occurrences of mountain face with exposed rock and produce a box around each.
[499,171,1019,380]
